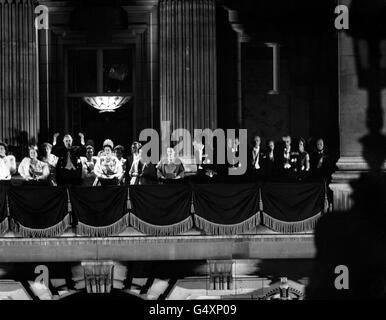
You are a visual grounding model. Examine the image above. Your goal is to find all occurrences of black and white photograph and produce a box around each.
[0,0,385,308]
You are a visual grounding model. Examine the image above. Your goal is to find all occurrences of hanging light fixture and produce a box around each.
[83,95,132,113]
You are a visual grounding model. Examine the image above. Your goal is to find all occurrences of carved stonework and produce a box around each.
[81,261,115,294]
[207,260,234,291]
[330,156,370,211]
[329,182,354,211]
[260,278,304,300]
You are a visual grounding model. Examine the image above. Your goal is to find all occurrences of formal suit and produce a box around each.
[248,146,264,179]
[310,149,332,181]
[52,144,86,185]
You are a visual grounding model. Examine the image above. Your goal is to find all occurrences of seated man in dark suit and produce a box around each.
[52,132,86,186]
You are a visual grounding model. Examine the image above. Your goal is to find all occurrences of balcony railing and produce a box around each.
[0,182,329,238]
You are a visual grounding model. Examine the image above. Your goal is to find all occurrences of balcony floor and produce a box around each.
[0,226,315,263]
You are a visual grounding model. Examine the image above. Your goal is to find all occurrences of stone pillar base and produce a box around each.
[330,156,369,211]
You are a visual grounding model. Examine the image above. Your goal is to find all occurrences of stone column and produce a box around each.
[0,0,39,155]
[330,0,386,210]
[159,0,217,138]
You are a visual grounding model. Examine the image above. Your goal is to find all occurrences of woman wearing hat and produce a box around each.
[94,139,123,186]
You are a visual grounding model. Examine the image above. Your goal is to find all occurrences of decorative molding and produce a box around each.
[81,261,115,294]
[207,260,234,291]
[260,277,304,300]
[223,8,250,42]
[329,182,354,211]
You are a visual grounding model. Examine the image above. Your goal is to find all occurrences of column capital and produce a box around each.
[222,7,250,42]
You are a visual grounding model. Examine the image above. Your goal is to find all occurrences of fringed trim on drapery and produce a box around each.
[129,214,193,236]
[0,217,8,235]
[261,211,321,233]
[76,213,130,237]
[66,188,72,212]
[258,188,264,211]
[127,189,132,210]
[11,214,71,238]
[194,213,260,235]
[191,194,195,214]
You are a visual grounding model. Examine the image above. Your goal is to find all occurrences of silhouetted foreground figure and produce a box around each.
[307,135,386,299]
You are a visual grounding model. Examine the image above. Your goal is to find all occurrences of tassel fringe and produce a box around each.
[127,189,132,210]
[259,189,263,211]
[130,214,193,236]
[76,213,130,237]
[324,196,329,213]
[0,217,8,235]
[194,214,260,235]
[261,212,321,233]
[11,214,71,238]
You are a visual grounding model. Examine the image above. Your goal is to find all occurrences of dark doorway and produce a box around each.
[65,46,135,151]
[67,97,133,152]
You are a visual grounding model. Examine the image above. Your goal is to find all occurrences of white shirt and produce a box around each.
[18,157,49,180]
[0,155,16,180]
[129,154,141,185]
[252,146,260,169]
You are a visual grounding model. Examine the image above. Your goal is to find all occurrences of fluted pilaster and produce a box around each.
[159,0,217,136]
[0,0,39,151]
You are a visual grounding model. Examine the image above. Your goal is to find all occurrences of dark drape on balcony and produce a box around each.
[129,184,193,236]
[0,185,8,235]
[0,183,328,237]
[192,183,260,235]
[260,182,325,233]
[8,186,69,237]
[69,186,129,237]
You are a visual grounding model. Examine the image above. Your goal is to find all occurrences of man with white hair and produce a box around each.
[52,132,86,185]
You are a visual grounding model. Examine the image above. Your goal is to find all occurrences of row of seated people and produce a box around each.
[0,133,182,186]
[0,133,335,186]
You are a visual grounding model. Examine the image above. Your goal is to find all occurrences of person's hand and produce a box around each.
[78,133,85,145]
[53,133,60,145]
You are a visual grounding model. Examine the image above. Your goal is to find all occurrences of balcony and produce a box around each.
[0,182,325,262]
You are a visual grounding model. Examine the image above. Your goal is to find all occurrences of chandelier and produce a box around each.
[83,96,132,113]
